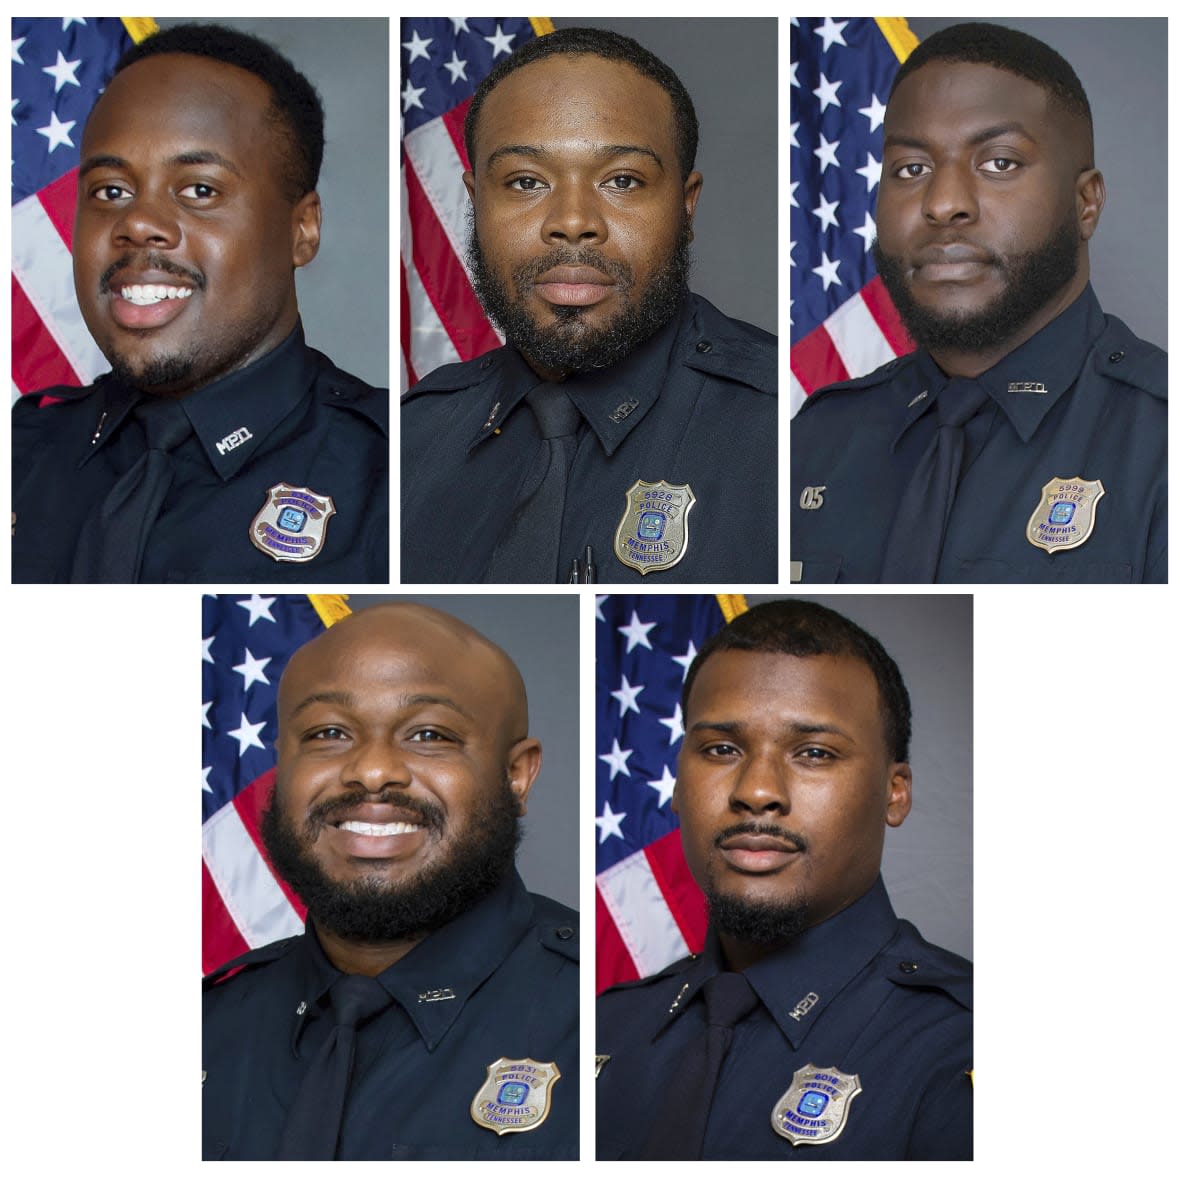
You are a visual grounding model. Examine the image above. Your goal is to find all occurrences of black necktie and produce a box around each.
[277,973,393,1160]
[879,381,991,582]
[484,386,582,583]
[639,972,760,1160]
[69,396,191,582]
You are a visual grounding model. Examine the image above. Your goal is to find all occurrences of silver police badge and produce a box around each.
[1025,476,1105,554]
[470,1057,560,1135]
[613,479,695,574]
[249,483,336,563]
[771,1064,861,1146]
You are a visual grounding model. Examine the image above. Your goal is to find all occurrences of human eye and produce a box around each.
[178,181,219,200]
[892,161,931,180]
[91,182,132,202]
[306,725,350,742]
[796,746,837,764]
[407,728,457,744]
[507,175,547,192]
[979,156,1021,175]
[603,173,643,191]
[700,740,741,759]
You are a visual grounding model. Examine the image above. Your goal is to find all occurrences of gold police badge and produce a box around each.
[1025,476,1105,554]
[470,1058,561,1135]
[249,483,336,563]
[771,1065,861,1146]
[612,479,695,574]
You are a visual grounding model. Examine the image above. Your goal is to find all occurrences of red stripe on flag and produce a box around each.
[12,274,81,392]
[404,158,500,361]
[202,859,251,976]
[441,99,473,169]
[39,167,80,250]
[860,275,915,357]
[644,829,709,954]
[399,260,418,388]
[596,886,640,994]
[232,769,308,921]
[791,322,851,396]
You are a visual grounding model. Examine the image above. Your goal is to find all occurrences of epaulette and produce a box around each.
[401,350,505,402]
[883,921,973,1011]
[598,951,698,997]
[202,936,302,991]
[681,295,777,395]
[530,893,580,963]
[800,352,918,411]
[1092,316,1167,402]
[310,355,390,433]
[12,380,102,419]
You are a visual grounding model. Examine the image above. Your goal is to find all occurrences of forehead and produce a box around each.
[473,54,676,163]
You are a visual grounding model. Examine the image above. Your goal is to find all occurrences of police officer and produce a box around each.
[12,24,388,583]
[204,603,578,1160]
[596,599,971,1160]
[791,22,1166,584]
[402,27,776,584]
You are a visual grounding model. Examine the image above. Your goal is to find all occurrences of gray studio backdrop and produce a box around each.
[347,594,579,910]
[553,17,777,335]
[906,16,1166,350]
[747,593,973,960]
[156,17,390,388]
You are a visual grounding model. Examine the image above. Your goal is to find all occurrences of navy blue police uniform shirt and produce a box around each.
[203,872,578,1160]
[596,878,972,1160]
[12,324,389,583]
[791,286,1166,583]
[401,294,777,583]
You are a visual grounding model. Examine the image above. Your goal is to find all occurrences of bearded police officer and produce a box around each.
[402,26,776,584]
[596,599,971,1160]
[204,604,578,1160]
[791,23,1165,583]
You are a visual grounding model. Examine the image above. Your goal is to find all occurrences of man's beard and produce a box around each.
[260,777,522,944]
[872,217,1081,356]
[466,216,691,375]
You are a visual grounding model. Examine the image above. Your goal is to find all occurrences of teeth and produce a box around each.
[120,284,194,306]
[338,821,421,837]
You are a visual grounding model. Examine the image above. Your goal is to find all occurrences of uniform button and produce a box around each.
[695,340,712,354]
[899,961,919,974]
[480,357,493,370]
[556,926,574,940]
[1108,350,1125,363]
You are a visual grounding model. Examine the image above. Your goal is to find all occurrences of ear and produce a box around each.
[291,190,322,269]
[506,737,543,815]
[885,762,912,828]
[462,169,476,203]
[1076,168,1105,242]
[683,170,703,240]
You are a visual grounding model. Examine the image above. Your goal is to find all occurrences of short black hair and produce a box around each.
[891,22,1093,161]
[464,26,699,180]
[112,22,324,200]
[683,600,913,763]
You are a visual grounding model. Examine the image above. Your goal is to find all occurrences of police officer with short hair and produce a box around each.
[12,24,388,583]
[401,27,776,584]
[596,599,971,1160]
[203,603,578,1160]
[791,22,1166,584]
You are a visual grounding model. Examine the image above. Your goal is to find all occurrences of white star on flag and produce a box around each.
[484,23,516,58]
[813,251,842,291]
[402,78,426,113]
[202,701,212,730]
[202,767,212,794]
[618,610,656,653]
[12,37,26,64]
[233,648,272,691]
[813,16,849,52]
[658,703,685,745]
[202,635,215,663]
[671,640,698,681]
[444,51,468,83]
[813,72,842,112]
[647,765,677,808]
[227,713,267,757]
[599,739,633,781]
[859,93,887,132]
[813,133,840,174]
[853,211,876,253]
[812,193,840,232]
[856,151,882,192]
[42,50,81,92]
[36,110,75,152]
[596,801,626,844]
[402,29,432,63]
[237,594,277,627]
[610,675,644,717]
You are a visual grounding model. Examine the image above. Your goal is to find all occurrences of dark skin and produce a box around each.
[674,651,911,971]
[877,61,1104,377]
[274,604,541,976]
[73,53,321,396]
[464,54,702,382]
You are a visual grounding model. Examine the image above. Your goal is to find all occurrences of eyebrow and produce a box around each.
[77,149,243,178]
[885,121,1036,152]
[687,718,856,742]
[288,690,475,722]
[484,142,664,171]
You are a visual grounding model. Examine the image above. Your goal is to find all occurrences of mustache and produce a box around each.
[714,821,808,852]
[304,788,446,835]
[99,251,206,292]
[512,246,635,291]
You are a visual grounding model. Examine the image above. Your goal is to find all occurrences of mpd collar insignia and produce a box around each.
[595,1054,610,1079]
[470,1058,561,1135]
[250,483,336,562]
[612,479,695,575]
[1025,477,1105,554]
[772,1065,861,1146]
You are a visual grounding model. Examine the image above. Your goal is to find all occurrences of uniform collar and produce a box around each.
[900,285,1105,447]
[658,878,899,1051]
[292,870,536,1053]
[84,324,317,481]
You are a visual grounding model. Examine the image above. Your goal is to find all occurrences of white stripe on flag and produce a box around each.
[825,290,897,383]
[403,117,473,275]
[11,193,107,384]
[202,802,302,949]
[597,850,689,978]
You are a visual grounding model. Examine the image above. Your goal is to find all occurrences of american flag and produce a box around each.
[202,593,353,976]
[789,16,918,416]
[10,17,157,400]
[595,594,748,993]
[399,16,552,392]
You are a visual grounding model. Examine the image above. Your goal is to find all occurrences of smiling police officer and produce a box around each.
[791,23,1166,584]
[203,603,578,1160]
[401,26,777,584]
[12,24,388,583]
[596,599,971,1160]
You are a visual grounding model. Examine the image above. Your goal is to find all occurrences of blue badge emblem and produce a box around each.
[249,483,337,563]
[637,511,666,540]
[798,1090,829,1117]
[497,1082,530,1106]
[1048,502,1075,525]
[278,507,308,533]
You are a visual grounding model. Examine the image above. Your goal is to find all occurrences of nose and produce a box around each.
[112,189,180,249]
[541,181,605,245]
[922,162,978,227]
[728,750,790,815]
[342,737,410,794]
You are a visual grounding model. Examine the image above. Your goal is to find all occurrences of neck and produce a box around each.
[313,919,424,977]
[717,932,791,972]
